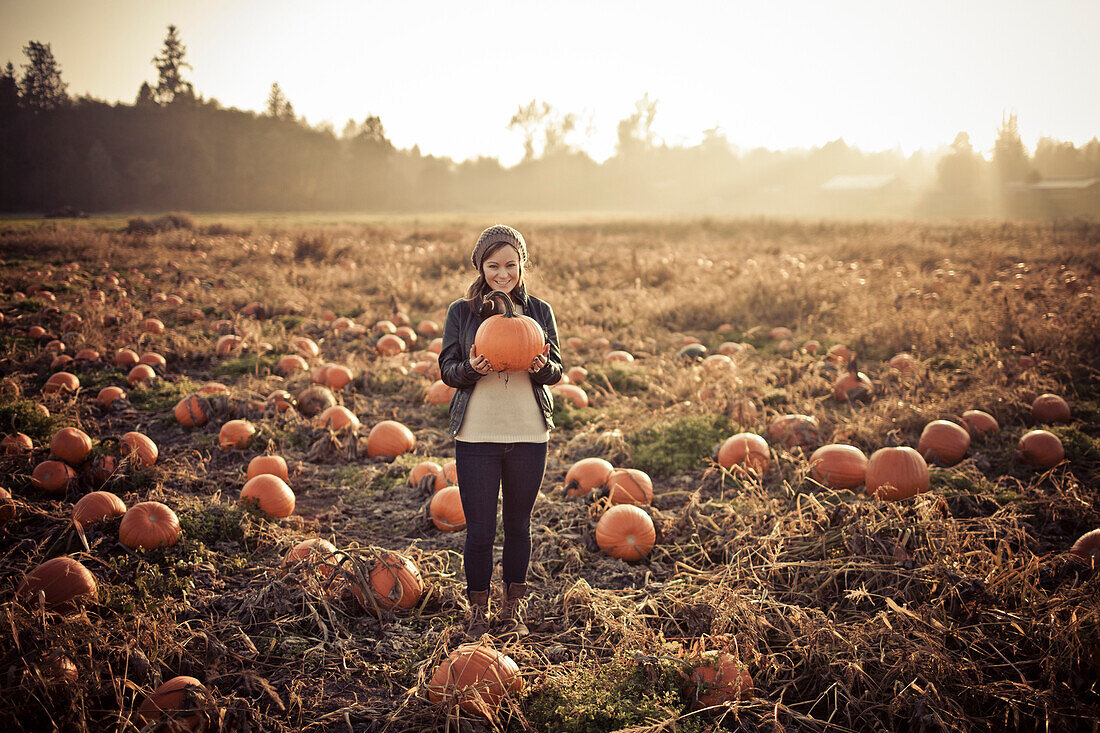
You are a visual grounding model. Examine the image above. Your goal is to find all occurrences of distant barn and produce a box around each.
[1006,178,1100,218]
[819,174,911,216]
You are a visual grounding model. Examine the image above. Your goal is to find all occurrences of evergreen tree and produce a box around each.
[135,81,156,107]
[19,42,69,111]
[0,62,19,119]
[993,113,1034,183]
[264,82,295,120]
[152,25,194,105]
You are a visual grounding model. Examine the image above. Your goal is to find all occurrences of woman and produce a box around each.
[439,224,562,637]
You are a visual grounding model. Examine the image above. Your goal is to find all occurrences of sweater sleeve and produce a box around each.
[440,300,482,389]
[529,300,563,386]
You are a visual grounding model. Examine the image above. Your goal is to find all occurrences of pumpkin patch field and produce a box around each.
[1,216,1099,732]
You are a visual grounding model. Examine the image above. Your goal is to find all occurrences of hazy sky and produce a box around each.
[2,0,1098,166]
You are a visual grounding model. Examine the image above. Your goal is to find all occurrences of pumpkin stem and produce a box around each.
[848,355,858,375]
[483,290,517,318]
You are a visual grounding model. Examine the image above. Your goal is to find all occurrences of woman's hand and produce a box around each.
[528,343,551,373]
[469,345,492,375]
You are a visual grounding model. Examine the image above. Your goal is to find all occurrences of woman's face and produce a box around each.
[481,245,521,294]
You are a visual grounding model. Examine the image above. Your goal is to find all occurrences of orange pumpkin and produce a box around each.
[292,336,320,359]
[219,419,256,449]
[553,383,589,408]
[917,420,970,467]
[174,394,210,427]
[74,348,100,362]
[685,651,753,707]
[961,409,999,436]
[1016,430,1064,468]
[17,556,98,613]
[717,433,770,477]
[825,344,854,365]
[607,468,654,506]
[367,552,425,610]
[267,389,295,413]
[247,455,289,482]
[366,420,415,459]
[283,538,338,577]
[296,385,336,417]
[373,319,397,334]
[2,432,34,455]
[809,444,868,489]
[564,457,613,497]
[473,291,546,372]
[43,371,80,394]
[138,676,208,732]
[603,350,634,364]
[443,460,458,485]
[427,337,443,355]
[72,490,126,525]
[97,386,127,409]
[766,414,821,449]
[427,642,522,717]
[315,405,361,431]
[430,486,466,531]
[240,474,296,518]
[1070,529,1100,566]
[0,487,13,527]
[32,460,77,493]
[410,461,447,492]
[566,366,588,385]
[833,368,873,403]
[121,431,158,467]
[141,318,165,334]
[324,364,354,390]
[138,352,167,368]
[88,454,118,488]
[50,354,74,370]
[596,504,656,561]
[276,354,309,375]
[127,364,156,386]
[888,353,916,372]
[50,427,93,466]
[377,334,407,356]
[864,447,930,501]
[214,334,243,355]
[427,380,456,406]
[802,340,821,355]
[1031,394,1071,423]
[120,501,181,549]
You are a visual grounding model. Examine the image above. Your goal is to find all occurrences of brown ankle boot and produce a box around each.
[496,582,529,636]
[465,590,490,637]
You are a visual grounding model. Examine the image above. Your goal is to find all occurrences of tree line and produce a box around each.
[1,27,1098,217]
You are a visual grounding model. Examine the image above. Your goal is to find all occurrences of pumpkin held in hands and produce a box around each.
[473,291,546,372]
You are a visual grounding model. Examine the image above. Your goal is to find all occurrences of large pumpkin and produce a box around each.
[607,468,654,506]
[240,474,296,518]
[864,447,930,501]
[717,433,770,477]
[32,460,77,493]
[917,420,970,467]
[50,427,93,466]
[427,642,522,717]
[72,491,126,526]
[174,394,210,427]
[564,457,614,497]
[366,420,415,459]
[219,419,256,449]
[473,291,545,372]
[120,501,181,549]
[367,552,425,610]
[247,455,289,482]
[596,504,656,561]
[1031,393,1071,423]
[430,486,466,531]
[1016,430,1064,468]
[17,556,98,613]
[809,444,868,489]
[138,676,209,732]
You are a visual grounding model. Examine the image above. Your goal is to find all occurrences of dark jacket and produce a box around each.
[439,291,562,438]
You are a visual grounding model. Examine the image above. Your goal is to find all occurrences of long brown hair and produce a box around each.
[464,242,527,316]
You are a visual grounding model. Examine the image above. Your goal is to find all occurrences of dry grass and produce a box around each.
[0,215,1098,732]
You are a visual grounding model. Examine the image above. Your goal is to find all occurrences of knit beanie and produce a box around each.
[471,225,528,271]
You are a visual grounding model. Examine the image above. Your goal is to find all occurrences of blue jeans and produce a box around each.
[454,440,547,593]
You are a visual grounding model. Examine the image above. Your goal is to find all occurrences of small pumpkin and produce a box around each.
[427,380,456,406]
[247,455,289,482]
[366,420,415,459]
[315,405,361,431]
[566,366,588,384]
[1016,429,1064,468]
[864,447,930,501]
[120,431,158,467]
[564,457,613,497]
[473,291,546,372]
[17,556,98,613]
[685,651,753,708]
[443,460,458,485]
[961,409,999,436]
[833,361,873,403]
[809,444,868,489]
[267,389,295,413]
[367,552,425,610]
[1031,393,1071,423]
[43,371,80,394]
[296,385,336,417]
[717,433,770,477]
[1069,529,1100,566]
[138,675,209,732]
[240,474,296,518]
[2,432,34,455]
[138,352,167,368]
[120,501,181,549]
[888,352,916,372]
[825,344,855,365]
[50,427,93,466]
[417,319,441,337]
[553,383,589,408]
[174,394,210,427]
[283,538,338,577]
[603,350,634,364]
[97,386,128,409]
[766,414,821,449]
[72,491,126,526]
[607,468,654,506]
[917,420,971,467]
[427,642,522,717]
[596,504,656,561]
[430,486,466,531]
[127,364,156,387]
[377,334,407,356]
[32,460,77,493]
[214,334,243,355]
[219,419,256,450]
[324,364,354,390]
[427,337,443,355]
[276,354,309,375]
[292,336,320,359]
[410,461,448,492]
[141,317,165,334]
[0,487,13,527]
